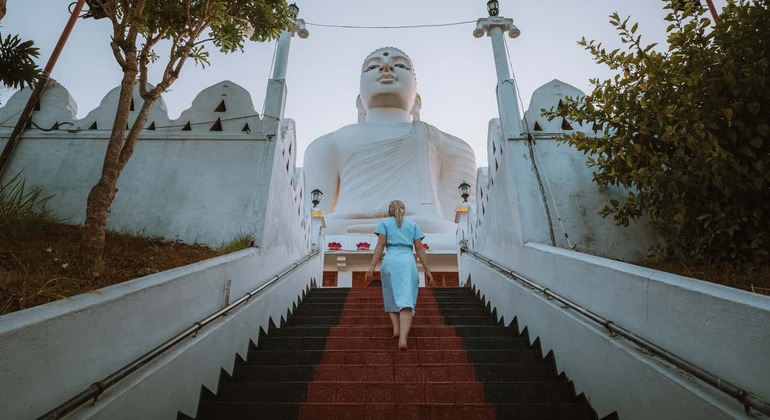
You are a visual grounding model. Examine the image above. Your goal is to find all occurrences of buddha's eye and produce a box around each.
[365,64,379,72]
[395,63,410,70]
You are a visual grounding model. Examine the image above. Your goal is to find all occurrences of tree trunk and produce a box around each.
[82,66,165,266]
[83,70,136,264]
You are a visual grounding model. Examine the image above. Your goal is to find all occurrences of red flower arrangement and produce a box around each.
[422,243,430,250]
[356,242,371,250]
[327,242,342,250]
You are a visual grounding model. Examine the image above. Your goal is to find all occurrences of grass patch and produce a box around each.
[218,232,254,253]
[0,223,225,316]
[0,172,61,235]
[640,259,770,296]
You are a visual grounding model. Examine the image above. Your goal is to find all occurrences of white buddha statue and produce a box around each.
[303,47,476,234]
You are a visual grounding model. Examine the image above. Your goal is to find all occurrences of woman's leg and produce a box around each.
[398,308,413,350]
[388,312,400,338]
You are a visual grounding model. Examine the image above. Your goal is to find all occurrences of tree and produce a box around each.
[83,0,294,265]
[547,0,770,266]
[0,32,40,91]
[1,0,40,93]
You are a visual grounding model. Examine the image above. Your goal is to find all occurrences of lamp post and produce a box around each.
[473,2,523,142]
[271,3,309,80]
[310,189,323,208]
[458,181,471,203]
[260,2,309,139]
[310,188,325,249]
[455,181,472,239]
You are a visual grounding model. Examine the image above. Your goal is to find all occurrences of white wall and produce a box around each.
[1,132,272,247]
[0,77,320,419]
[337,271,353,287]
[0,80,305,248]
[459,245,770,419]
[472,115,659,261]
[472,80,661,262]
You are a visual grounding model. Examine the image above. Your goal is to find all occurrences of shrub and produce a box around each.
[547,0,770,266]
[0,172,59,235]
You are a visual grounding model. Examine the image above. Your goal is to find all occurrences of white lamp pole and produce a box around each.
[261,4,309,137]
[474,11,523,141]
[272,9,309,80]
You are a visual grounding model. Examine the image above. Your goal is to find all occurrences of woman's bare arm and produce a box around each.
[414,238,434,286]
[366,234,387,280]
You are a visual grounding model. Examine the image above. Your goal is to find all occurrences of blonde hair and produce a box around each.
[388,200,406,228]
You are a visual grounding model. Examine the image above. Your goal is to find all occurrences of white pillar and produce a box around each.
[474,16,523,139]
[311,210,326,251]
[271,19,309,80]
[489,26,512,82]
[455,203,471,247]
[260,19,309,136]
[271,31,293,80]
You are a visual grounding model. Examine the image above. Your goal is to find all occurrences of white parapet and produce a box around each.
[460,243,770,419]
[0,247,323,420]
[0,80,306,248]
[470,80,660,261]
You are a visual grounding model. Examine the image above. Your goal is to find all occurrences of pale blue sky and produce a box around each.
[1,0,727,166]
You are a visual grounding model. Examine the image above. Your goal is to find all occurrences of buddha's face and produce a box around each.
[359,48,417,111]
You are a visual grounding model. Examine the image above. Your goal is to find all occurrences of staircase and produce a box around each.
[184,287,614,420]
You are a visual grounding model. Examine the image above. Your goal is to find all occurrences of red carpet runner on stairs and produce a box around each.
[298,288,495,420]
[187,286,609,420]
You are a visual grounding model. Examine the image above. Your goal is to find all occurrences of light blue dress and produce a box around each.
[374,217,425,313]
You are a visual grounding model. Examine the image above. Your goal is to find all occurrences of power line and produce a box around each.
[305,20,476,30]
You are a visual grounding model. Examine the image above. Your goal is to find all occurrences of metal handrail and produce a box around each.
[38,249,320,420]
[461,246,770,417]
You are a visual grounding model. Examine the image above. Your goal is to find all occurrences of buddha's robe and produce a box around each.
[304,121,476,234]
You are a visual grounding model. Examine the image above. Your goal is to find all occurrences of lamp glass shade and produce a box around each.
[288,3,299,18]
[458,181,471,202]
[487,0,499,16]
[310,189,323,206]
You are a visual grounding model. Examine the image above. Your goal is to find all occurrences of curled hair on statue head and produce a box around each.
[388,200,406,228]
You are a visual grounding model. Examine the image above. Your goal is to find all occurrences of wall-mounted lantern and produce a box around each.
[311,189,323,208]
[458,181,471,203]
